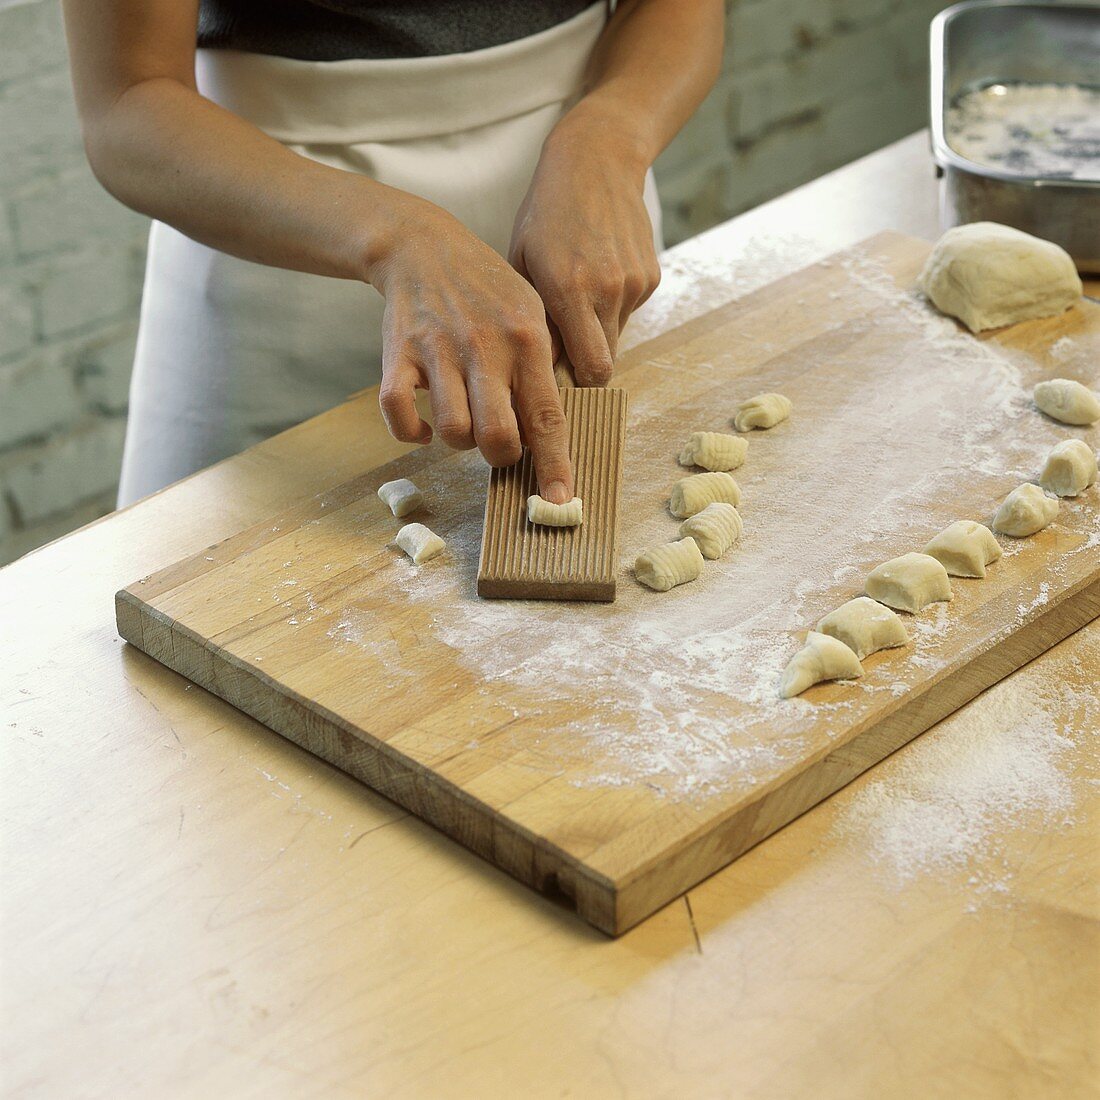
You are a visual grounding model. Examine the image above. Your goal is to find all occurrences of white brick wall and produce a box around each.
[0,0,950,564]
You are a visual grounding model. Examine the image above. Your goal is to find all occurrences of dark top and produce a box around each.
[197,0,597,61]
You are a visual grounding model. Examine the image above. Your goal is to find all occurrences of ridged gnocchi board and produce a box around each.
[478,386,627,600]
[116,232,1100,936]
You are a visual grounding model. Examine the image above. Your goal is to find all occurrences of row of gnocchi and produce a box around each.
[634,393,791,591]
[781,385,1098,700]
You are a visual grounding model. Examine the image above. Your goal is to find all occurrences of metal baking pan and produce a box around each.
[930,1,1100,271]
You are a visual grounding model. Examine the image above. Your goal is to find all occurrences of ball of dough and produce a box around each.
[922,520,1002,578]
[815,597,908,660]
[1033,379,1100,426]
[918,222,1082,333]
[733,393,791,432]
[992,483,1059,537]
[635,537,704,592]
[678,502,742,559]
[864,553,952,614]
[779,631,863,699]
[1039,439,1097,498]
[527,495,583,527]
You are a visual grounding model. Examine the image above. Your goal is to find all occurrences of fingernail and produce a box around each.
[545,480,568,504]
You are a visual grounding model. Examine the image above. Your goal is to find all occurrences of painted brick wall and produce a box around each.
[0,0,949,564]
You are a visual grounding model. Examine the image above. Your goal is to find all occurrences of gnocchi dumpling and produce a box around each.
[527,495,583,526]
[733,392,791,431]
[1033,379,1100,426]
[395,522,445,563]
[779,631,863,699]
[669,471,741,518]
[992,483,1059,537]
[635,537,704,592]
[678,431,748,471]
[678,502,743,559]
[1039,439,1097,497]
[815,597,908,660]
[922,520,1002,578]
[377,478,423,517]
[864,552,952,613]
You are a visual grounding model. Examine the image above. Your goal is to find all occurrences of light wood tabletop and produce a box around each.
[2,132,1097,1098]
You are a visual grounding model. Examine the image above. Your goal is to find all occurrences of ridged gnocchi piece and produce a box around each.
[1039,439,1097,497]
[923,519,1003,578]
[669,471,741,518]
[678,431,748,471]
[527,495,583,526]
[1033,379,1100,426]
[864,552,952,613]
[377,478,423,517]
[395,522,445,564]
[779,631,863,699]
[992,483,1059,537]
[733,392,791,431]
[678,502,743,559]
[815,597,908,660]
[634,537,704,592]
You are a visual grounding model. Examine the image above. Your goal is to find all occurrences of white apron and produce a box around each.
[118,1,663,505]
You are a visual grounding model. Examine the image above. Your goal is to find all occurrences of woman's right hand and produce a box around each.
[365,197,574,505]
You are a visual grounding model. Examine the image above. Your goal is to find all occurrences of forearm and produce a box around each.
[83,76,411,283]
[547,0,725,169]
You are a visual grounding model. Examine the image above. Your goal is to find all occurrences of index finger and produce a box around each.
[514,359,573,505]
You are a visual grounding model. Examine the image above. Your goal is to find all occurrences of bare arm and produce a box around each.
[510,0,725,384]
[63,0,574,499]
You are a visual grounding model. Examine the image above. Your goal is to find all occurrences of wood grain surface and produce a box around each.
[115,231,1100,935]
[478,386,627,601]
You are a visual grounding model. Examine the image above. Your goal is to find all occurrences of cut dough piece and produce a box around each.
[992,483,1059,537]
[865,552,952,613]
[669,471,741,518]
[1039,439,1097,497]
[923,520,1003,578]
[917,222,1082,333]
[635,537,705,592]
[527,495,583,527]
[815,597,909,661]
[377,478,423,518]
[678,502,743,559]
[733,392,791,431]
[678,431,748,471]
[395,522,445,564]
[1033,379,1100,426]
[779,631,863,699]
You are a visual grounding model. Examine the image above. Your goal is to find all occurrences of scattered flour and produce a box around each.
[831,674,1096,897]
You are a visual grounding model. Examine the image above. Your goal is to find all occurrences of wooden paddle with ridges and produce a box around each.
[477,376,628,601]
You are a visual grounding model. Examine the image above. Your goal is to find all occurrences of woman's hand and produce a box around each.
[366,197,573,503]
[508,112,662,387]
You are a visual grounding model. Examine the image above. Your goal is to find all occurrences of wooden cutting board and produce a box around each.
[116,233,1100,935]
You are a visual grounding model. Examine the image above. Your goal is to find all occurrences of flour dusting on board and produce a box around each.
[287,242,1097,807]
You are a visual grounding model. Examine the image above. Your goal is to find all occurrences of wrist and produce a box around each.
[543,99,653,183]
[350,184,450,291]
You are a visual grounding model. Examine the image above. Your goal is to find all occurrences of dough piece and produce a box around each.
[678,502,743,559]
[864,552,952,613]
[917,222,1082,333]
[678,431,748,471]
[779,631,863,699]
[635,537,705,592]
[733,392,792,431]
[815,597,909,660]
[527,495,583,527]
[395,522,445,564]
[992,483,1059,537]
[923,520,1003,578]
[669,471,741,518]
[1039,439,1097,497]
[1033,379,1100,426]
[377,478,423,518]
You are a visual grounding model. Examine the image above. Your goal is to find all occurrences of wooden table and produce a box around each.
[3,133,1097,1097]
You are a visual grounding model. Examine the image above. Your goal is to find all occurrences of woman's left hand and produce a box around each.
[509,116,661,387]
